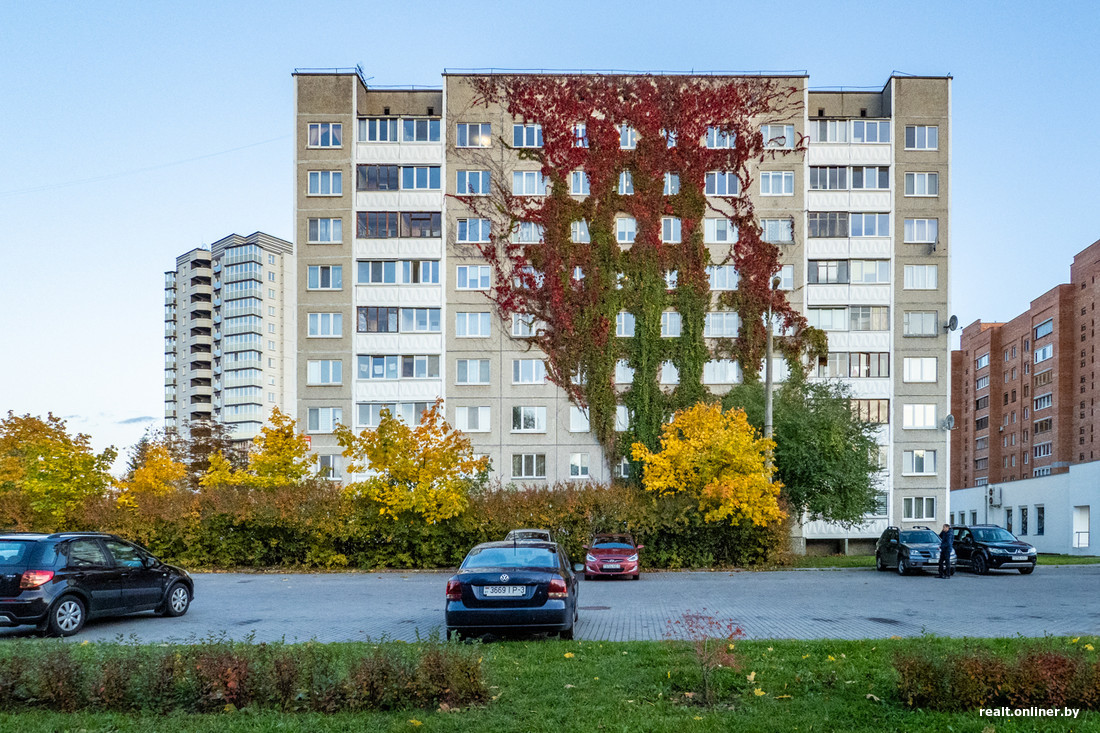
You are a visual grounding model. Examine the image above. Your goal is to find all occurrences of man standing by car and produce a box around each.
[938,524,954,579]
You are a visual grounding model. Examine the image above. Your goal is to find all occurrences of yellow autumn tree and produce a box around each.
[632,402,785,527]
[199,407,316,489]
[334,399,488,523]
[116,442,187,507]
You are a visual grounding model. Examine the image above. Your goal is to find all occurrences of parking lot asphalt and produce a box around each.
[3,565,1098,643]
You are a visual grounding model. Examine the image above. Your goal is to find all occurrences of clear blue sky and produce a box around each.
[2,1,1098,465]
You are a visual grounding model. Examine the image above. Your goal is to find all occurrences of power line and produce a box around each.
[0,135,291,199]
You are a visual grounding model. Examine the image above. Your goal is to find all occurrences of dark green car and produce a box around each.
[875,526,956,575]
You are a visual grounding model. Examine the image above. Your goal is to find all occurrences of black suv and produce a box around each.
[952,525,1037,574]
[0,532,193,636]
[875,526,956,575]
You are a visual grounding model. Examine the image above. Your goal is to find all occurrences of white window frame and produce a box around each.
[903,265,939,290]
[457,218,491,243]
[903,403,938,430]
[307,122,342,148]
[904,218,938,244]
[904,172,939,197]
[760,171,794,196]
[661,217,681,243]
[903,357,938,383]
[401,166,441,191]
[307,407,342,434]
[361,118,398,143]
[571,220,590,243]
[308,218,343,244]
[512,170,548,196]
[760,124,795,149]
[455,359,490,385]
[905,125,939,150]
[615,360,635,384]
[512,124,543,148]
[761,218,793,243]
[569,452,590,479]
[705,127,735,149]
[615,405,630,432]
[903,311,938,337]
[616,312,636,337]
[704,218,737,244]
[707,265,739,290]
[456,170,491,195]
[664,173,680,195]
[619,124,638,149]
[704,311,739,337]
[1034,344,1053,363]
[661,311,682,337]
[307,312,343,338]
[456,122,491,148]
[616,217,637,244]
[569,406,590,433]
[660,361,680,384]
[705,171,739,196]
[570,171,590,195]
[512,359,547,385]
[455,312,491,338]
[456,265,491,291]
[511,453,546,479]
[307,170,342,196]
[511,406,547,433]
[306,360,342,386]
[455,406,491,433]
[617,170,634,195]
[902,496,937,521]
[307,265,343,291]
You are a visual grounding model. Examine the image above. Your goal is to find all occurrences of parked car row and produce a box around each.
[443,529,644,639]
[875,524,1037,576]
[0,532,193,636]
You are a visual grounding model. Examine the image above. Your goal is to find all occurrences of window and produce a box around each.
[401,166,441,190]
[308,122,342,148]
[510,313,538,338]
[570,171,590,195]
[760,124,795,149]
[402,355,440,379]
[356,307,398,333]
[455,312,491,338]
[976,375,990,390]
[1034,441,1052,458]
[976,396,989,410]
[456,359,491,385]
[708,265,739,290]
[614,170,634,195]
[664,173,680,195]
[704,311,739,337]
[359,355,399,380]
[619,125,638,149]
[850,213,890,237]
[849,260,890,284]
[308,218,342,243]
[307,265,342,290]
[511,221,544,244]
[808,119,848,143]
[307,407,342,433]
[808,212,848,238]
[615,360,635,384]
[513,171,548,195]
[904,218,939,243]
[567,221,591,245]
[705,127,735,148]
[307,360,342,385]
[808,307,848,331]
[904,311,938,336]
[401,118,440,143]
[570,453,590,479]
[617,217,637,243]
[356,260,438,285]
[456,170,491,195]
[569,406,590,432]
[1036,506,1045,535]
[1019,506,1028,536]
[572,123,588,147]
[905,125,938,150]
[851,166,890,190]
[456,122,491,148]
[512,406,547,433]
[1034,344,1053,363]
[513,124,543,148]
[903,449,937,475]
[1034,393,1053,411]
[903,497,936,521]
[849,352,890,378]
[975,416,989,430]
[703,359,742,384]
[809,260,847,284]
[976,353,990,369]
[357,402,430,428]
[615,457,631,478]
[704,218,737,243]
[850,306,889,331]
[455,406,491,433]
[852,399,890,423]
[616,312,636,337]
[661,311,682,337]
[1034,417,1052,434]
[1034,319,1053,339]
[661,217,681,243]
[457,265,491,290]
[778,264,794,290]
[852,120,890,143]
[512,359,546,384]
[809,166,848,190]
[760,171,794,195]
[403,308,441,332]
[359,212,398,238]
[360,118,397,142]
[904,172,939,197]
[1034,369,1053,387]
[705,171,739,195]
[357,165,399,191]
[308,171,342,196]
[904,265,939,290]
[762,218,793,243]
[903,357,938,382]
[512,453,546,479]
[307,312,342,337]
[615,405,631,431]
[457,218,492,243]
[903,403,938,429]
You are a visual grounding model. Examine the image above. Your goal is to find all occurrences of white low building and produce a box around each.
[949,461,1097,555]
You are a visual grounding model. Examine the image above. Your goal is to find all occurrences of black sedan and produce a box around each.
[0,532,193,636]
[952,525,1037,574]
[445,541,578,639]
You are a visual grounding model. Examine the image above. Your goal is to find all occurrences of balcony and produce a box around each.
[190,393,212,404]
[164,289,176,304]
[222,246,263,267]
[164,325,176,338]
[224,392,262,407]
[222,283,263,302]
[223,319,263,336]
[190,293,212,305]
[190,368,213,382]
[164,389,177,401]
[223,301,263,319]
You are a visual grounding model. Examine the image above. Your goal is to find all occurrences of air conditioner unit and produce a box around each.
[998,426,1004,433]
[988,486,1002,508]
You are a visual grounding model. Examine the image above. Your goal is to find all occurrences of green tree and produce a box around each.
[0,412,117,530]
[722,376,882,526]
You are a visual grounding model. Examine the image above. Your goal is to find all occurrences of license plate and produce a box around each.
[603,564,621,570]
[483,585,525,597]
[1013,555,1027,561]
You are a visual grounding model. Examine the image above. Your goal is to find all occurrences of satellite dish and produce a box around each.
[942,414,956,430]
[945,315,959,332]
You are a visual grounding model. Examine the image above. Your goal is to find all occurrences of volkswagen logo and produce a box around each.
[500,573,509,582]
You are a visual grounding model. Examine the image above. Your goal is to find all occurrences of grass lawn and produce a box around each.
[2,636,1097,732]
[1038,554,1100,565]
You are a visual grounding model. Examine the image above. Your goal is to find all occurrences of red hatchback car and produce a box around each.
[583,534,643,580]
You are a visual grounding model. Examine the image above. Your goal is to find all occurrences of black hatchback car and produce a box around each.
[875,526,956,575]
[952,525,1037,574]
[445,541,579,639]
[0,532,194,636]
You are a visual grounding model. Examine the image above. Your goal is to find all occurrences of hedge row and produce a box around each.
[78,481,788,570]
[0,637,485,714]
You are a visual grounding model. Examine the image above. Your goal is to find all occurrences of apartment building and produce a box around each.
[164,232,294,441]
[294,69,950,549]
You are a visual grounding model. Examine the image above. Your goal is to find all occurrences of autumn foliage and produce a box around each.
[633,402,784,527]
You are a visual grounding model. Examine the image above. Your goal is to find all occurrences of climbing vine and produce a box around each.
[453,74,824,467]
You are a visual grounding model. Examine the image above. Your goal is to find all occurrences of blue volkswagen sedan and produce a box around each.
[445,541,579,639]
